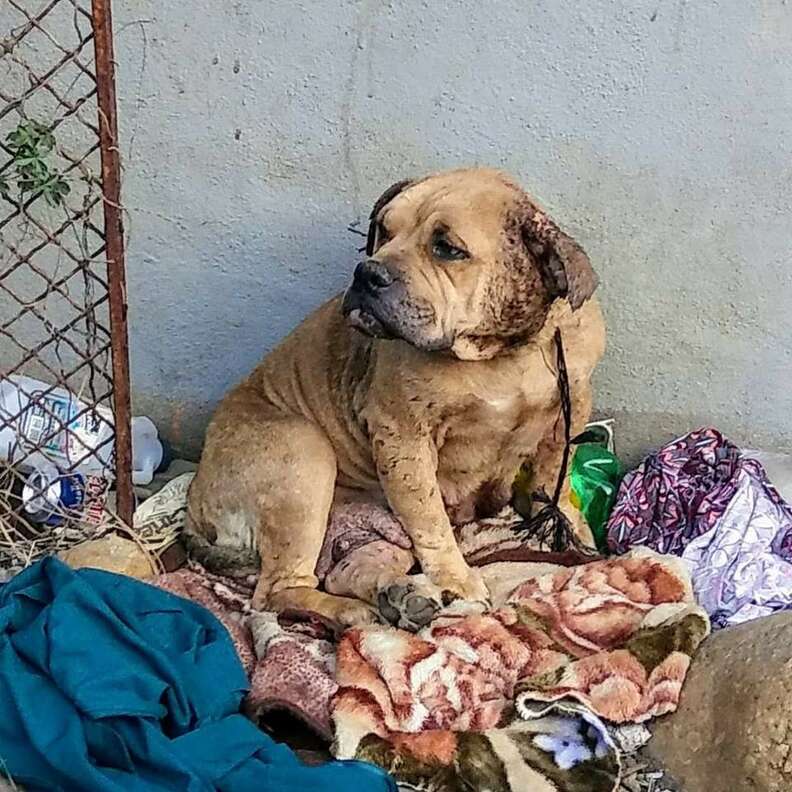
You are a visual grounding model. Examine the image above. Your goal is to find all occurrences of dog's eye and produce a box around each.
[432,232,468,261]
[377,222,391,247]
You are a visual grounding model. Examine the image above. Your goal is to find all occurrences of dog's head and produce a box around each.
[342,169,597,360]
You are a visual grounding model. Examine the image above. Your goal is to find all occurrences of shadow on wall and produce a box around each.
[129,214,364,460]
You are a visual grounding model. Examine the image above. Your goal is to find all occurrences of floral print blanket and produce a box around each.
[331,549,709,791]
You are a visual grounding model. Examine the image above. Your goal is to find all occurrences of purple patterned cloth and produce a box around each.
[607,428,792,628]
[607,429,747,555]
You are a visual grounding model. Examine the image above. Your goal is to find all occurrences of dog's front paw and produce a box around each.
[430,565,490,607]
[378,575,442,632]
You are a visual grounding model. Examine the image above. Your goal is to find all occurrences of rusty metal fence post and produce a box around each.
[90,0,133,526]
[0,0,133,567]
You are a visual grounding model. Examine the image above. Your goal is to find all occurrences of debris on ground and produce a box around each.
[59,532,157,578]
[2,424,792,790]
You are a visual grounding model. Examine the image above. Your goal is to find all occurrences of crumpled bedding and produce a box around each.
[155,565,340,740]
[0,557,394,792]
[153,553,692,792]
[681,467,792,627]
[607,427,792,627]
[147,533,708,792]
[331,549,709,791]
[152,508,597,741]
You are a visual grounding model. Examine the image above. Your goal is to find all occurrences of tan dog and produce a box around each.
[185,168,605,627]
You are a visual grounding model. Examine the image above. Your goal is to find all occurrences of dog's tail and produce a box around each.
[182,515,260,578]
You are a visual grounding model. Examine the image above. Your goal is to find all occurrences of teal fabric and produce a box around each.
[0,557,395,792]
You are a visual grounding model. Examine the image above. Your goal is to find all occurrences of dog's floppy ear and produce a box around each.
[521,201,598,310]
[366,178,413,256]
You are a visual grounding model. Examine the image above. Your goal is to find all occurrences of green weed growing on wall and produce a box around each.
[0,120,71,207]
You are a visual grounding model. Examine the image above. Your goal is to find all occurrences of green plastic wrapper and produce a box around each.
[569,442,623,553]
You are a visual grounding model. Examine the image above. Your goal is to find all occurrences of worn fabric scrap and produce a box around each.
[680,468,792,627]
[508,553,709,723]
[0,557,394,792]
[154,565,339,740]
[607,427,792,560]
[607,428,792,626]
[607,428,747,556]
[332,549,708,790]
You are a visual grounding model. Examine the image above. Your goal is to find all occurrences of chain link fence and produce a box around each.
[0,0,132,570]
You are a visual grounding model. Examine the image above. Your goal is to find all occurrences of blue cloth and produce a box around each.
[0,557,395,792]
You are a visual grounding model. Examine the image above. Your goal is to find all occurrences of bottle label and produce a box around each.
[18,389,112,468]
[19,390,77,458]
[23,471,86,526]
[80,474,111,531]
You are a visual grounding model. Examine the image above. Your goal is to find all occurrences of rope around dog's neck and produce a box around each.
[517,328,592,553]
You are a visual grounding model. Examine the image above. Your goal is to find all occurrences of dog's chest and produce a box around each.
[433,364,557,523]
[435,357,560,488]
[438,371,556,454]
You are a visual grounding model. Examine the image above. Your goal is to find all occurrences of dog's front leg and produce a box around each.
[370,427,489,605]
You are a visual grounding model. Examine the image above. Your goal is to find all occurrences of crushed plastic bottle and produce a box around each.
[0,374,163,486]
[22,466,86,526]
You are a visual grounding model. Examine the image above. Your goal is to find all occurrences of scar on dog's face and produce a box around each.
[342,168,598,361]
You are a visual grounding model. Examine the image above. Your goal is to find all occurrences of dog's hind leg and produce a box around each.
[186,388,376,627]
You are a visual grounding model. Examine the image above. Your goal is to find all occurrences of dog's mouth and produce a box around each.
[342,287,400,340]
[345,307,394,339]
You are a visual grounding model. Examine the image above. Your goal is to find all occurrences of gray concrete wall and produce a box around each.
[85,1,792,459]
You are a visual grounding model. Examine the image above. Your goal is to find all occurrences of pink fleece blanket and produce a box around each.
[331,549,709,765]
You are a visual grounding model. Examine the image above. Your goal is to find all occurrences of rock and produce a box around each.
[647,611,792,792]
[59,533,155,579]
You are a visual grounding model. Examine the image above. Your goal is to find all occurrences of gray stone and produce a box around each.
[647,612,792,792]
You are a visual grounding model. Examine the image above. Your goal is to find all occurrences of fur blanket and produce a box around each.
[332,549,709,790]
[353,701,623,792]
[152,507,583,740]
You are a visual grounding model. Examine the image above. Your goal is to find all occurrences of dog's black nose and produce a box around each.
[353,259,394,292]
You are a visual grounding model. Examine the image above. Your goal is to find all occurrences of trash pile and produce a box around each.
[1,412,791,791]
[0,373,170,571]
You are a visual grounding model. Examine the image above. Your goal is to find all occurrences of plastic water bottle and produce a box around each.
[0,374,164,486]
[130,416,164,486]
[0,374,114,474]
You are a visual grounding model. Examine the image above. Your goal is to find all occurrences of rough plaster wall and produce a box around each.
[108,1,791,461]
